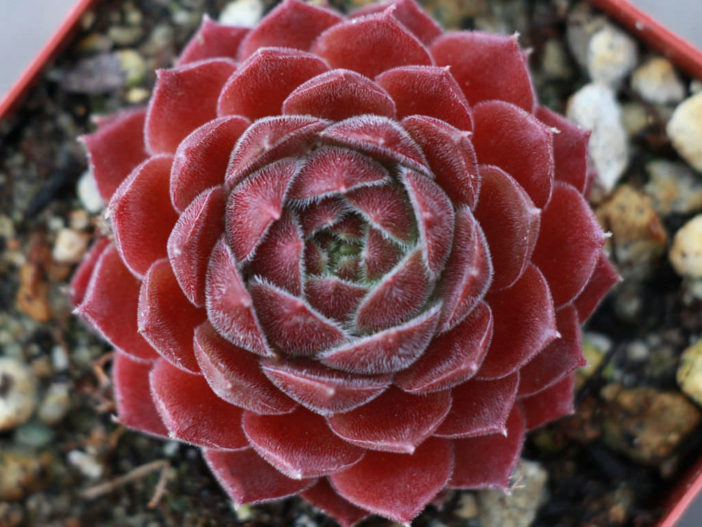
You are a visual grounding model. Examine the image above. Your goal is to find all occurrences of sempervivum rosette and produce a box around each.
[71,0,619,524]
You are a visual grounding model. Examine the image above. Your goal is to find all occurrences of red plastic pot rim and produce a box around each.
[588,0,702,80]
[0,0,95,123]
[1,0,702,525]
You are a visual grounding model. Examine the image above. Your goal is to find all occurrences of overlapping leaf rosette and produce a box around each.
[71,0,619,524]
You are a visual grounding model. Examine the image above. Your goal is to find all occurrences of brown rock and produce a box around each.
[600,385,701,464]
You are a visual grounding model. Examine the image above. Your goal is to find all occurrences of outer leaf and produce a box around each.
[472,100,554,208]
[351,0,442,46]
[431,31,536,111]
[150,359,248,449]
[473,164,540,290]
[110,155,177,277]
[478,264,558,379]
[138,259,205,373]
[243,407,364,479]
[449,405,525,489]
[75,245,159,363]
[313,8,433,78]
[302,480,370,527]
[194,322,296,414]
[327,386,451,453]
[178,17,249,65]
[531,182,605,307]
[82,108,148,201]
[145,59,236,154]
[262,359,391,416]
[238,0,342,59]
[218,47,328,119]
[521,375,575,430]
[204,449,317,505]
[113,351,167,437]
[434,373,519,438]
[283,69,396,120]
[331,437,453,523]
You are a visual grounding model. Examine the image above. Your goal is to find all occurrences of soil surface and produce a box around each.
[1,1,701,526]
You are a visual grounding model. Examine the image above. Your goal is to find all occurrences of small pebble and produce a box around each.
[541,39,573,80]
[600,385,701,464]
[38,382,71,425]
[631,57,685,105]
[567,83,629,191]
[108,25,143,46]
[620,101,651,136]
[117,49,147,87]
[678,340,702,407]
[219,0,264,28]
[454,493,479,519]
[126,86,150,104]
[645,159,702,215]
[595,185,666,278]
[77,170,104,213]
[0,358,38,432]
[669,215,702,279]
[69,209,90,230]
[14,421,54,448]
[587,24,638,86]
[691,79,702,94]
[67,450,104,480]
[0,449,51,501]
[478,460,548,527]
[667,92,702,172]
[52,228,89,264]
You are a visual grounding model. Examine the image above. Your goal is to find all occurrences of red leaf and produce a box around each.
[521,375,575,430]
[438,206,492,333]
[449,405,525,489]
[474,164,540,290]
[145,59,236,153]
[82,108,148,201]
[331,437,453,523]
[206,238,272,356]
[518,305,586,397]
[204,449,317,505]
[194,322,296,414]
[351,0,442,46]
[262,359,391,416]
[376,66,472,130]
[150,359,248,449]
[302,480,370,527]
[167,186,226,307]
[431,31,535,111]
[396,301,493,393]
[321,304,440,374]
[225,158,300,262]
[435,373,519,438]
[138,259,205,373]
[75,245,159,363]
[532,182,606,307]
[238,0,342,59]
[243,407,364,478]
[249,278,348,356]
[327,386,450,453]
[178,17,249,65]
[472,100,554,208]
[284,69,396,120]
[313,8,432,78]
[113,351,167,437]
[110,155,177,277]
[218,48,328,120]
[402,115,479,207]
[354,250,431,332]
[478,264,557,379]
[170,116,249,212]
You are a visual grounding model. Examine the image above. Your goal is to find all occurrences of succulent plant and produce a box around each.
[71,0,619,524]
